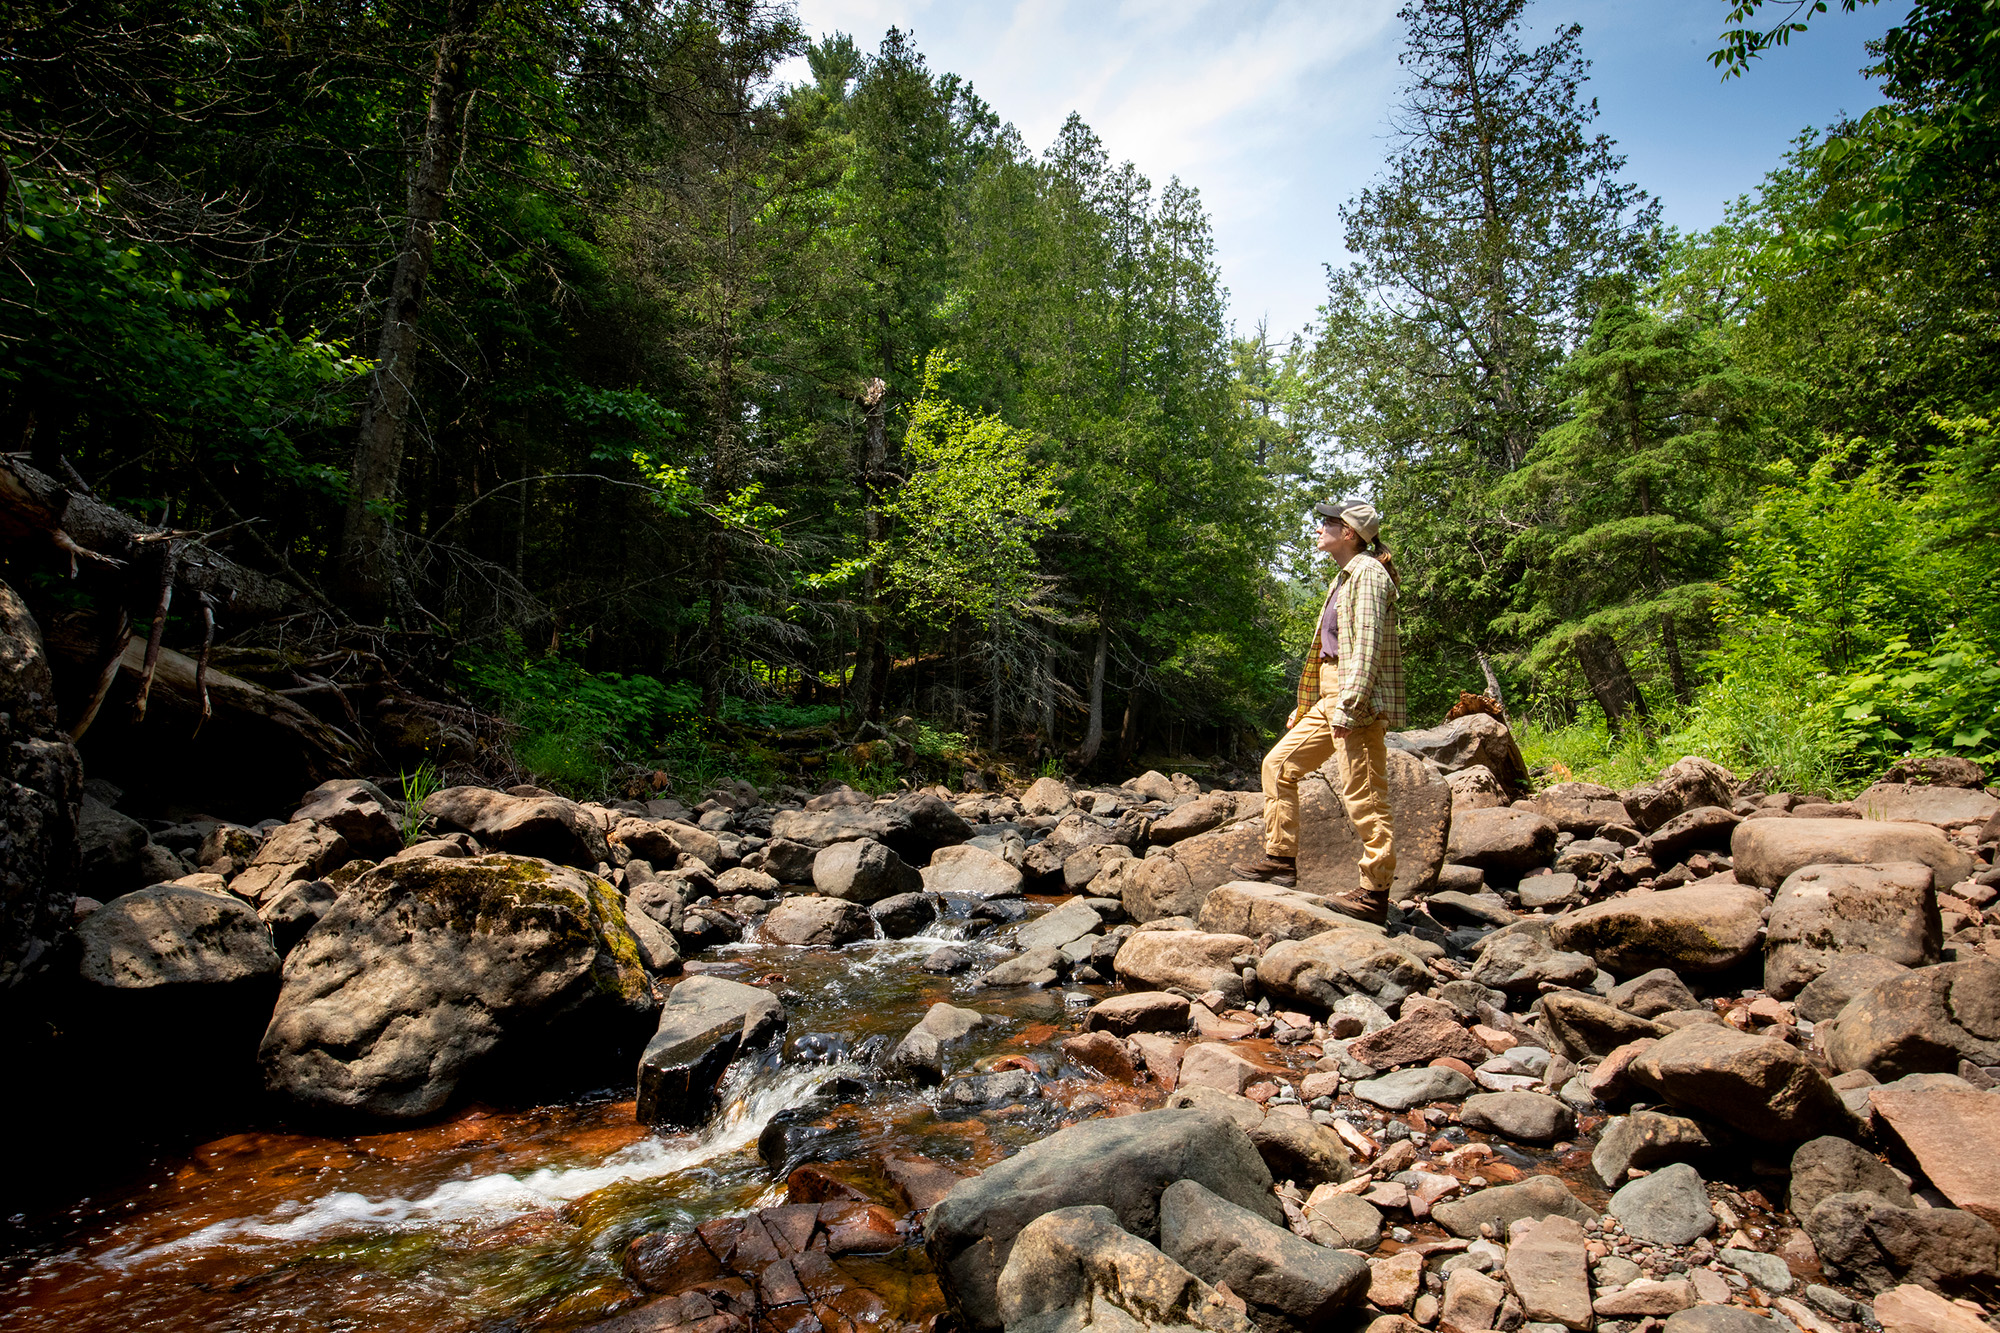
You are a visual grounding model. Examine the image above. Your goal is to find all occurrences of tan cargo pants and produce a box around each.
[1260,697,1396,891]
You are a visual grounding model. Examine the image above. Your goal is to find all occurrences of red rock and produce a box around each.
[625,1228,724,1292]
[602,1289,751,1333]
[1431,1056,1477,1079]
[759,1203,820,1256]
[1472,1023,1518,1052]
[1129,1033,1184,1089]
[784,1166,869,1205]
[1349,1009,1490,1068]
[1061,1031,1139,1082]
[881,1153,970,1212]
[1301,1070,1343,1101]
[1587,1038,1658,1099]
[817,1202,901,1256]
[1870,1088,2000,1228]
[1244,1080,1280,1103]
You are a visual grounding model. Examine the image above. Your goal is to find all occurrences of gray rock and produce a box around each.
[1764,862,1941,998]
[1506,1213,1594,1330]
[1020,897,1104,951]
[1592,1111,1714,1188]
[78,882,279,990]
[1160,1179,1369,1333]
[1352,1065,1474,1110]
[1116,930,1253,999]
[1805,1190,2000,1295]
[261,855,657,1120]
[1541,991,1668,1061]
[78,794,153,896]
[621,896,683,973]
[1626,1019,1850,1142]
[813,837,923,904]
[1637,805,1743,862]
[1471,932,1597,995]
[1429,1175,1595,1238]
[1019,776,1076,818]
[924,1107,1281,1333]
[1246,1115,1355,1189]
[1663,1307,1781,1333]
[424,786,609,869]
[1517,873,1581,909]
[1459,1091,1575,1143]
[982,945,1065,987]
[0,580,81,996]
[994,1205,1254,1333]
[1620,757,1737,833]
[1301,1189,1384,1250]
[1149,794,1234,846]
[871,890,939,938]
[924,843,1026,899]
[761,894,873,946]
[636,975,784,1126]
[1445,807,1559,873]
[1608,1162,1717,1246]
[1255,929,1434,1010]
[1387,713,1530,795]
[1607,968,1701,1019]
[259,879,339,957]
[228,818,356,905]
[892,1001,987,1083]
[754,836,818,885]
[292,779,403,858]
[1548,885,1767,975]
[942,1068,1041,1107]
[1087,992,1191,1037]
[1788,1136,1914,1220]
[770,791,974,863]
[1822,960,2000,1080]
[1197,881,1355,940]
[1716,1248,1794,1293]
[1732,818,1973,892]
[1529,782,1630,835]
[1795,954,1913,1024]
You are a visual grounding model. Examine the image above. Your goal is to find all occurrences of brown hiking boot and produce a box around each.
[1232,854,1296,887]
[1325,883,1388,927]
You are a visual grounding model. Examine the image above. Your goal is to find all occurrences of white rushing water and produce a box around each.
[105,1058,845,1269]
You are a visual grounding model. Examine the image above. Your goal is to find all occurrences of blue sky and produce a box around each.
[783,0,1910,340]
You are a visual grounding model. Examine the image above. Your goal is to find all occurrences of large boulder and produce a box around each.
[1619,757,1736,832]
[1806,1192,2000,1296]
[1197,881,1355,940]
[1733,819,1974,891]
[1821,961,2000,1081]
[810,838,921,905]
[1548,884,1768,975]
[761,895,873,947]
[1149,793,1234,846]
[770,791,973,863]
[609,817,718,870]
[1796,954,1915,1023]
[995,1205,1254,1333]
[1256,928,1434,1010]
[1295,748,1452,900]
[1107,855,1205,924]
[292,779,404,858]
[0,579,80,995]
[1168,821,1269,901]
[925,1107,1281,1333]
[1159,1179,1369,1333]
[77,794,160,896]
[1540,992,1668,1061]
[635,975,785,1126]
[1638,806,1743,863]
[230,818,353,903]
[77,883,279,992]
[1869,1087,2000,1228]
[1764,863,1941,999]
[1387,713,1530,796]
[1114,930,1253,999]
[890,1001,987,1083]
[1429,1176,1595,1238]
[424,786,609,869]
[259,855,658,1120]
[1626,1023,1849,1142]
[1790,1135,1915,1220]
[1529,782,1631,835]
[1855,783,2000,828]
[1444,807,1558,874]
[1019,776,1075,818]
[1608,1162,1718,1246]
[922,844,1024,900]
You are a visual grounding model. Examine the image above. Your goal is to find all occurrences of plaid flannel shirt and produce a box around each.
[1293,553,1407,730]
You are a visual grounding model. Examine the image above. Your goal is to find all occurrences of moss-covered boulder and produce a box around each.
[259,854,658,1120]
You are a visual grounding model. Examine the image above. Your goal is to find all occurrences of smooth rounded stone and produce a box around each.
[1389,713,1531,793]
[293,779,404,858]
[871,891,940,938]
[1062,1030,1141,1082]
[1429,1175,1595,1239]
[1608,1162,1717,1246]
[425,786,608,870]
[996,1204,1253,1333]
[752,836,817,885]
[1150,793,1235,845]
[1470,932,1597,995]
[229,818,354,904]
[1247,1114,1356,1189]
[770,791,974,863]
[1873,1283,2000,1333]
[1540,992,1668,1061]
[890,1001,988,1083]
[941,1068,1042,1107]
[982,945,1065,987]
[1548,885,1768,975]
[1297,746,1452,900]
[924,1107,1281,1333]
[1607,968,1701,1019]
[1166,1084,1265,1132]
[1099,854,1205,924]
[1459,1091,1575,1143]
[1115,930,1253,999]
[1764,862,1941,998]
[1445,807,1559,873]
[1591,1111,1714,1188]
[1507,1213,1594,1330]
[1161,1178,1369,1333]
[1438,1267,1508,1332]
[1346,1007,1487,1068]
[1856,782,2000,827]
[1180,1042,1263,1095]
[1593,1279,1695,1318]
[635,975,784,1126]
[76,881,280,990]
[1796,954,1914,1023]
[1663,1307,1782,1333]
[1626,1023,1849,1142]
[1789,1136,1916,1219]
[924,943,985,973]
[259,879,340,957]
[1086,991,1192,1037]
[810,838,922,905]
[1637,805,1743,862]
[1717,1247,1795,1293]
[1303,1185,1385,1249]
[1256,929,1436,1010]
[1437,862,1489,893]
[1197,880,1354,940]
[1620,757,1738,833]
[762,894,873,947]
[1529,782,1629,835]
[1019,776,1076,818]
[1805,1191,2000,1295]
[1423,890,1516,928]
[1351,1065,1474,1111]
[1019,897,1104,952]
[259,855,655,1120]
[1732,819,1974,892]
[1821,960,2000,1080]
[1517,873,1580,909]
[923,843,1025,900]
[713,864,779,897]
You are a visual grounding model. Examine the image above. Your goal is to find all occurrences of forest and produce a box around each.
[1,0,1995,801]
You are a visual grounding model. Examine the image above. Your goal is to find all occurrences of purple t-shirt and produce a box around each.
[1317,572,1342,661]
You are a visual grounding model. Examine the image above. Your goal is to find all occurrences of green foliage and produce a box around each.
[397,763,442,846]
[1834,629,2000,770]
[462,644,683,798]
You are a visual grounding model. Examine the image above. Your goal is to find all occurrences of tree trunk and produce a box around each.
[1575,630,1649,736]
[849,379,888,722]
[1077,612,1109,765]
[336,0,490,621]
[1660,612,1692,705]
[1476,649,1504,707]
[1116,691,1142,770]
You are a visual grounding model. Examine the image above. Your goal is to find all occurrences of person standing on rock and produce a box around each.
[1236,500,1405,923]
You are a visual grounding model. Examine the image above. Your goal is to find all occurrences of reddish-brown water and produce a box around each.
[0,920,1126,1333]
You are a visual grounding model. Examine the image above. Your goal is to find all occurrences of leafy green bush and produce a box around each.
[461,643,685,797]
[1834,628,2000,772]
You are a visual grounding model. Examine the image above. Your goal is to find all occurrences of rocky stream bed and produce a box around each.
[4,716,2000,1333]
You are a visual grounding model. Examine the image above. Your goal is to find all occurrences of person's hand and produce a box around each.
[1331,725,1350,739]
[1285,707,1301,729]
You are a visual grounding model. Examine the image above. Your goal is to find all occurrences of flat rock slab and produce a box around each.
[1609,1161,1717,1246]
[1870,1087,2000,1228]
[1732,819,1973,891]
[1160,1179,1369,1333]
[1297,748,1451,900]
[1822,960,2000,1081]
[1086,991,1191,1037]
[1460,1091,1575,1143]
[1627,1023,1849,1143]
[1444,807,1558,874]
[637,975,786,1126]
[1765,862,1940,999]
[1352,1066,1474,1110]
[1430,1175,1595,1238]
[1855,783,2000,827]
[1348,1008,1489,1069]
[1197,880,1355,940]
[1548,884,1767,975]
[1017,897,1103,951]
[1506,1214,1594,1329]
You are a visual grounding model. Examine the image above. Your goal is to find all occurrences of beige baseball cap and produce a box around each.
[1313,499,1381,543]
